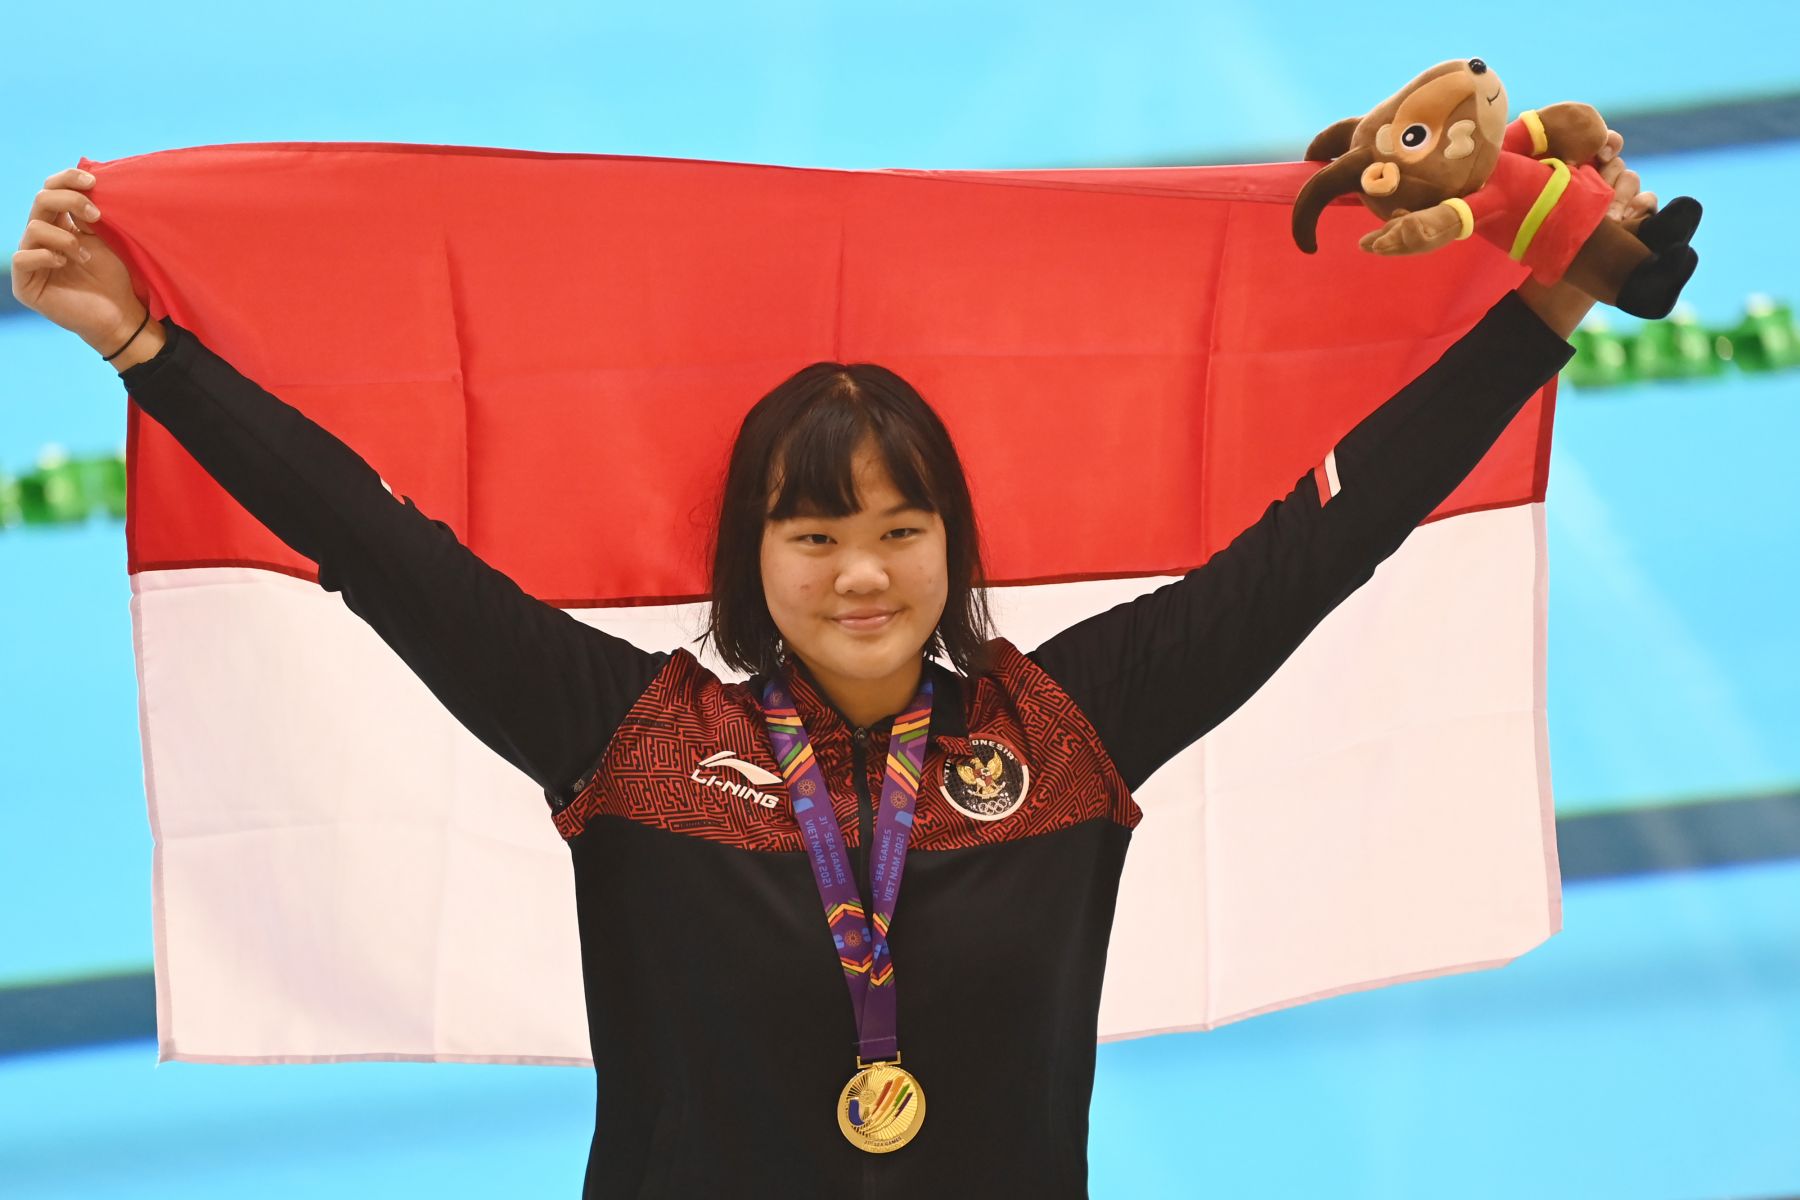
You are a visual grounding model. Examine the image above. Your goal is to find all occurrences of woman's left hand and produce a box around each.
[1594,128,1657,223]
[1517,125,1654,338]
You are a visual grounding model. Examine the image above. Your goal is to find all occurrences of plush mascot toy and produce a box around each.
[1291,57,1702,319]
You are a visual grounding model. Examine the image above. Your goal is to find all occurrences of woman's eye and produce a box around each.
[794,529,918,544]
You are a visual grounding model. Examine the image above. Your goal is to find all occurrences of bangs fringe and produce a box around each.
[767,389,938,522]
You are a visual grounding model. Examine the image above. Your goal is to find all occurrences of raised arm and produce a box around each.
[12,166,664,808]
[118,314,668,806]
[1027,288,1574,793]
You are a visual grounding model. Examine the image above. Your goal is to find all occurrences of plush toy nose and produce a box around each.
[1468,58,1488,75]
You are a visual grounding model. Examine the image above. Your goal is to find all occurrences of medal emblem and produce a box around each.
[838,1059,926,1153]
[940,736,1030,822]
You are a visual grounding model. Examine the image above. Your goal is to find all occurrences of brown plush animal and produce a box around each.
[1292,58,1701,319]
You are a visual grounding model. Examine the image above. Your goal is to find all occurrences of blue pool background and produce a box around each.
[2,4,1796,1196]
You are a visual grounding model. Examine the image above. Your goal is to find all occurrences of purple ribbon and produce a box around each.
[760,669,933,1063]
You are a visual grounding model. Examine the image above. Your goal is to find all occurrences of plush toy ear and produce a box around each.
[1305,117,1361,162]
[1292,145,1375,253]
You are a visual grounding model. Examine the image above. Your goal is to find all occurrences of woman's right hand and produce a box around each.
[12,166,151,357]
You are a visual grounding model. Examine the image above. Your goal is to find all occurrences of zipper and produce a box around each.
[852,722,877,1200]
[851,724,888,1200]
[850,726,874,903]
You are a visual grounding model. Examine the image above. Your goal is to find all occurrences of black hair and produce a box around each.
[701,361,996,679]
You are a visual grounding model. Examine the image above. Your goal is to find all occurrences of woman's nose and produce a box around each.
[836,552,890,592]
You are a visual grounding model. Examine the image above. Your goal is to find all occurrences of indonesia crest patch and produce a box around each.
[940,736,1030,822]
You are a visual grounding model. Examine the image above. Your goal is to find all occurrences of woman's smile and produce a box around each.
[832,608,899,632]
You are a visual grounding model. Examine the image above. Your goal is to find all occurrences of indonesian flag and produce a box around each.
[90,143,1560,1063]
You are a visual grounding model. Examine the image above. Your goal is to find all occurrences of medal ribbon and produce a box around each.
[759,668,932,1063]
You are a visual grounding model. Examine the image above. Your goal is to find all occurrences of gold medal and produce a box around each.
[837,1056,926,1153]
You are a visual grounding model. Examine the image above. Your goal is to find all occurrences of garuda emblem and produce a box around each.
[940,736,1030,822]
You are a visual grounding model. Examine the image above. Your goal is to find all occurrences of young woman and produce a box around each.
[13,148,1652,1197]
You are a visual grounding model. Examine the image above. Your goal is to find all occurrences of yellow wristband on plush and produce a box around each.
[1520,109,1549,157]
[1439,197,1475,240]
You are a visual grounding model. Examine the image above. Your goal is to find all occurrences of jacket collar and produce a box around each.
[763,653,972,752]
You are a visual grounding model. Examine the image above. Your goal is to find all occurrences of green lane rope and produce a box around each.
[0,446,126,530]
[1568,295,1800,388]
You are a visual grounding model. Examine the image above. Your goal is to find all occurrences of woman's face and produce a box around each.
[759,438,949,718]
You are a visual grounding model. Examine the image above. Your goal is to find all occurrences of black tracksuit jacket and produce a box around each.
[118,293,1572,1198]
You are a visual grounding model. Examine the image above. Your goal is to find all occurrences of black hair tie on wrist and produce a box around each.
[103,309,152,362]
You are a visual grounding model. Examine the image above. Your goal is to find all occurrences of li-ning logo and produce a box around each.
[691,750,784,810]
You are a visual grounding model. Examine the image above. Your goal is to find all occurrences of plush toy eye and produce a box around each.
[1401,124,1430,149]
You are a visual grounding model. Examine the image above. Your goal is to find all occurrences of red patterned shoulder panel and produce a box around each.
[552,638,1142,849]
[550,646,797,848]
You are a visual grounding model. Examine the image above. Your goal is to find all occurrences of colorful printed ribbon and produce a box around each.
[759,669,933,1062]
